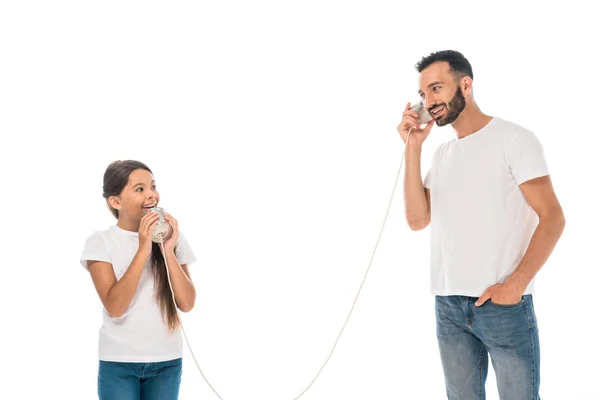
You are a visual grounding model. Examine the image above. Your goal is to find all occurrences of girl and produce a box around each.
[80,160,196,400]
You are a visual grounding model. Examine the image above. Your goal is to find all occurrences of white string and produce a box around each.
[158,128,413,399]
[159,239,224,398]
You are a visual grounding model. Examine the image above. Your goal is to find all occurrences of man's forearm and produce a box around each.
[404,145,429,230]
[507,210,566,291]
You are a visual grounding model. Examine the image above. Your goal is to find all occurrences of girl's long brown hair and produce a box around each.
[102,160,180,333]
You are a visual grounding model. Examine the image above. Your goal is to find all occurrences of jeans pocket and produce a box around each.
[488,298,524,308]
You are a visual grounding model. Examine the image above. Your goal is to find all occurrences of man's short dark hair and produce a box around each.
[415,50,473,81]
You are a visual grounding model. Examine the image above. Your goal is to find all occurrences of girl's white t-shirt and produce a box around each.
[80,225,196,362]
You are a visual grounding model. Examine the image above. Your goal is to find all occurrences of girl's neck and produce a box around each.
[117,217,140,233]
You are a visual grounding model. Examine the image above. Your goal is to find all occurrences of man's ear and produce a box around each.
[461,76,473,96]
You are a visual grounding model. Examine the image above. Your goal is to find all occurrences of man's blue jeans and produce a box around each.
[98,358,182,400]
[435,295,540,400]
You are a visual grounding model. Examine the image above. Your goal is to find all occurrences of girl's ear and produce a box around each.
[108,195,122,211]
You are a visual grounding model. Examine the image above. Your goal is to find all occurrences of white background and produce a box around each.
[1,1,598,399]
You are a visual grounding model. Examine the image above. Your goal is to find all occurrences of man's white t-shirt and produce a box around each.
[423,117,549,297]
[80,225,196,362]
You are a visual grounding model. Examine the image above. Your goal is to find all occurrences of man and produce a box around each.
[398,50,565,399]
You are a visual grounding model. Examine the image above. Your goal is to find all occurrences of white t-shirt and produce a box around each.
[80,225,196,362]
[423,117,549,297]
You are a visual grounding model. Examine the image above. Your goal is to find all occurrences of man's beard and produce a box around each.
[430,86,466,126]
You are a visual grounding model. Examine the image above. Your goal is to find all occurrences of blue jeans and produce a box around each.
[98,358,182,400]
[435,295,540,400]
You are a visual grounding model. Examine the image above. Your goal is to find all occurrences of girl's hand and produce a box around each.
[138,211,160,257]
[163,213,179,253]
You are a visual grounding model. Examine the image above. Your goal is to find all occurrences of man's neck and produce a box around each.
[451,104,493,139]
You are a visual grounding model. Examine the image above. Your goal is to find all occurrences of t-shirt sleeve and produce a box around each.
[80,232,111,271]
[175,231,197,266]
[507,130,550,185]
[423,168,433,189]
